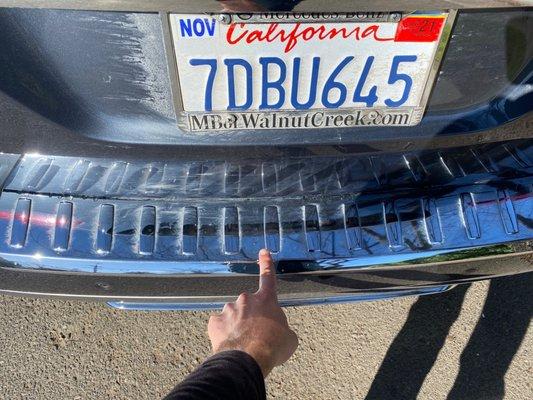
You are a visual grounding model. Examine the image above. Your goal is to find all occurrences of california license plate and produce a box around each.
[169,12,451,132]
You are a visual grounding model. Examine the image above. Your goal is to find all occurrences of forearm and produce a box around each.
[163,350,266,400]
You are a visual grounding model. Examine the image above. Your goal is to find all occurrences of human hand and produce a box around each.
[207,249,299,377]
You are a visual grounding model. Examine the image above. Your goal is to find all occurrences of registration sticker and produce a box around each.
[168,12,452,131]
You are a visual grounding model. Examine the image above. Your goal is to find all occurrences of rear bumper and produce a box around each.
[0,135,531,305]
[0,5,531,306]
[1,243,531,307]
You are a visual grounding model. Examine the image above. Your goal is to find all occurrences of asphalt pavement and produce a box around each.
[0,273,531,399]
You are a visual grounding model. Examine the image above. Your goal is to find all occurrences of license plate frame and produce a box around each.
[163,11,456,132]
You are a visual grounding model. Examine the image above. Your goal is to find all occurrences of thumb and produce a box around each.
[257,249,277,297]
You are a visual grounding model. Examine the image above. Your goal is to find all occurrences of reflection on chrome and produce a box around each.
[0,139,531,305]
[107,286,454,311]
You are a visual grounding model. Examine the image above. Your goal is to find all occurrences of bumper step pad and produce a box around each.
[0,140,531,275]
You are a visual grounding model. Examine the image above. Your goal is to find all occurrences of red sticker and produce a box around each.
[394,17,445,42]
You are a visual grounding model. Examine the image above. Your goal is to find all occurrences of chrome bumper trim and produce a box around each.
[0,244,531,303]
[107,285,455,310]
[0,140,531,303]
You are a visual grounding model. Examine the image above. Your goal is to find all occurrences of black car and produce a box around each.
[0,0,531,309]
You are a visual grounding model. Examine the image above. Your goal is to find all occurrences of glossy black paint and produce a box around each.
[0,8,530,159]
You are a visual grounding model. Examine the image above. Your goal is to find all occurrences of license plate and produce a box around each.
[168,12,451,132]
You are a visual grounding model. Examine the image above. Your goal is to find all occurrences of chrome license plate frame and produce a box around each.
[163,11,456,132]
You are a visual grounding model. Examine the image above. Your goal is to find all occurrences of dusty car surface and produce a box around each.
[0,0,531,309]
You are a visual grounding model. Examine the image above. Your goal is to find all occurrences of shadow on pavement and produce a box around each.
[364,284,468,400]
[447,273,532,400]
[364,272,532,400]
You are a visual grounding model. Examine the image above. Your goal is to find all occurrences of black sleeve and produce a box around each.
[163,350,266,400]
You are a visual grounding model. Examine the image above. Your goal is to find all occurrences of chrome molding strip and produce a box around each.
[107,285,454,310]
[0,0,527,12]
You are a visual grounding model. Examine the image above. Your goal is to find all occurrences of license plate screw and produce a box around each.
[218,14,232,25]
[390,12,402,22]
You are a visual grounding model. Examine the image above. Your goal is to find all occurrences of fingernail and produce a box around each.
[259,248,270,256]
